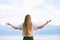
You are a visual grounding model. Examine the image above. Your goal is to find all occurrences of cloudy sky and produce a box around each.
[0,0,60,26]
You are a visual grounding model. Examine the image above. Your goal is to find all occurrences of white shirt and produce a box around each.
[18,24,37,37]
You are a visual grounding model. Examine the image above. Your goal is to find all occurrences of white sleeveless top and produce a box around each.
[18,24,38,37]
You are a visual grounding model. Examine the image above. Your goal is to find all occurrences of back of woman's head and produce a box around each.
[23,14,32,36]
[24,14,31,23]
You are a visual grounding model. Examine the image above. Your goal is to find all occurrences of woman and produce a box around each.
[6,14,51,40]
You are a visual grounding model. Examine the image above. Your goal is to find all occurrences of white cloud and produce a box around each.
[0,0,60,26]
[24,0,44,12]
[0,17,24,25]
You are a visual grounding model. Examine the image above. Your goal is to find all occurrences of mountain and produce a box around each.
[0,25,22,35]
[34,25,60,35]
[0,24,60,35]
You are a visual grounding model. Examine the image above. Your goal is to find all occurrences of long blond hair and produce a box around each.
[23,15,32,36]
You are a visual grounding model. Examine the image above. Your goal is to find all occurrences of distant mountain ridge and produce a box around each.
[0,24,60,35]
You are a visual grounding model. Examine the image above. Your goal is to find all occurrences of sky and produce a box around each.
[0,0,60,26]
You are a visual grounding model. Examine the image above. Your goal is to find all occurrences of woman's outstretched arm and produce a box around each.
[37,20,52,29]
[6,22,19,29]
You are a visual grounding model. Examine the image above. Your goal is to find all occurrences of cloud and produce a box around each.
[0,17,24,25]
[31,0,60,26]
[0,0,60,26]
[44,0,60,5]
[0,0,24,18]
[0,0,23,6]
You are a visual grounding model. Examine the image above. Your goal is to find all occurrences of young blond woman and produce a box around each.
[6,14,51,40]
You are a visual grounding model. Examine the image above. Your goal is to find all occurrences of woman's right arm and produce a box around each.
[6,23,19,29]
[37,20,52,29]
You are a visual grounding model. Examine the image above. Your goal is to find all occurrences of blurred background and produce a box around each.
[0,0,60,36]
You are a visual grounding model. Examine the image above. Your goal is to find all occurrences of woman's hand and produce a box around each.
[46,20,52,23]
[6,22,11,25]
[6,22,19,29]
[37,20,52,29]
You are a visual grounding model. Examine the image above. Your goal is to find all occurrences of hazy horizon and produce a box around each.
[0,24,60,35]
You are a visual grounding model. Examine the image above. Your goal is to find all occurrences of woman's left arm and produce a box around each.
[37,20,52,29]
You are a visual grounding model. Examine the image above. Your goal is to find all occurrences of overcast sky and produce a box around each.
[0,0,60,26]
